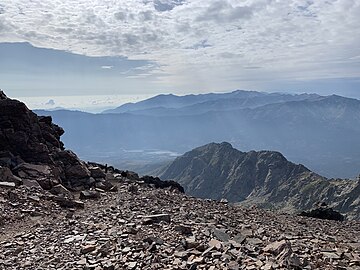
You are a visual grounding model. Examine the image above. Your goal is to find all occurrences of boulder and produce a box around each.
[79,190,101,200]
[13,163,59,190]
[88,167,106,179]
[22,179,43,189]
[0,166,22,185]
[300,207,344,221]
[140,175,184,193]
[14,163,52,178]
[50,184,73,198]
[124,171,140,181]
[0,151,23,168]
[65,164,90,179]
[95,180,117,192]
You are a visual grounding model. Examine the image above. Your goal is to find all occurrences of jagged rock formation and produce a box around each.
[158,142,360,220]
[0,90,110,191]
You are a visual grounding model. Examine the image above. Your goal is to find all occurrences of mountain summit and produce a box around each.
[158,142,360,219]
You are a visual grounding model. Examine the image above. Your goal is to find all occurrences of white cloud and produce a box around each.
[0,0,359,91]
[45,99,55,106]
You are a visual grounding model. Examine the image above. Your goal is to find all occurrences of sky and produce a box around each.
[0,0,359,111]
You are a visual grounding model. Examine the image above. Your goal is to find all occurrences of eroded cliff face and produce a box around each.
[159,142,360,220]
[0,90,96,190]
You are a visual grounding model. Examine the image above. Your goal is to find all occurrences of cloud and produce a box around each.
[45,99,55,106]
[196,1,254,23]
[0,4,5,15]
[0,0,359,92]
[153,0,186,12]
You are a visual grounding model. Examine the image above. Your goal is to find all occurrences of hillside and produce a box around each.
[36,92,360,178]
[158,142,360,220]
[2,172,360,269]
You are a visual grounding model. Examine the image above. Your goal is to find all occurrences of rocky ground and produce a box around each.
[1,175,359,270]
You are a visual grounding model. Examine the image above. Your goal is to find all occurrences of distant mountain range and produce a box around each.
[35,90,360,178]
[103,90,320,115]
[157,142,360,220]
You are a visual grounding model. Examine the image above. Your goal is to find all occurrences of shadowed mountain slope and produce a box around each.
[158,142,360,220]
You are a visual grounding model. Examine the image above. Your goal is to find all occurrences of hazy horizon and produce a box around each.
[5,88,360,113]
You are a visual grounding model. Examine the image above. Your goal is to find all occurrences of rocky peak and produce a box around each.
[0,91,103,190]
[159,142,360,220]
[0,90,7,100]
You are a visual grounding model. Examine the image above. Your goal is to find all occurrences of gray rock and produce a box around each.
[50,184,73,198]
[79,190,101,200]
[141,214,171,224]
[213,229,230,242]
[0,166,21,185]
[88,167,106,179]
[0,181,16,188]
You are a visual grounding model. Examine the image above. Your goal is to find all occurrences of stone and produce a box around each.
[13,163,56,189]
[76,258,87,265]
[141,214,171,224]
[89,167,106,179]
[22,179,42,189]
[128,184,139,193]
[143,237,164,245]
[246,237,262,246]
[232,234,246,244]
[300,207,345,221]
[209,239,222,250]
[228,261,239,270]
[0,181,16,188]
[220,198,228,204]
[174,225,192,235]
[51,196,85,208]
[81,245,96,254]
[50,184,73,198]
[185,237,199,249]
[213,229,230,242]
[141,175,184,193]
[79,190,101,200]
[0,166,22,185]
[65,164,90,179]
[322,252,341,260]
[95,180,117,192]
[263,240,291,256]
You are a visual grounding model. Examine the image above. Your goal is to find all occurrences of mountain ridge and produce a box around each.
[102,90,321,114]
[158,142,360,220]
[36,90,360,178]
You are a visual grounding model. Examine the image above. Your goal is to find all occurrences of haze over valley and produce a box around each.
[36,90,360,179]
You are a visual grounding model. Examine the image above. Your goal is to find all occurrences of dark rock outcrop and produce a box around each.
[0,90,96,190]
[300,205,345,221]
[141,175,184,193]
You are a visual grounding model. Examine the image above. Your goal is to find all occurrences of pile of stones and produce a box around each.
[1,173,359,270]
